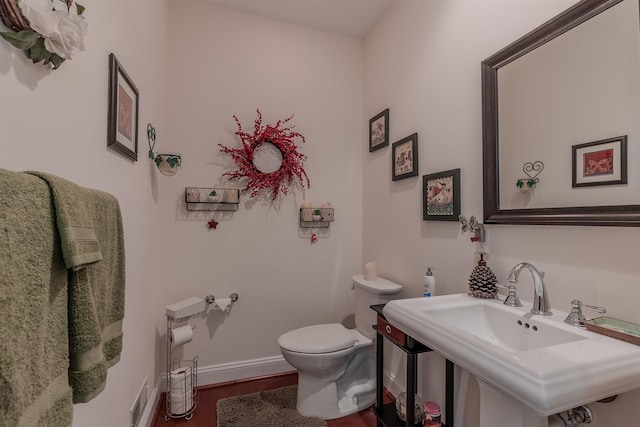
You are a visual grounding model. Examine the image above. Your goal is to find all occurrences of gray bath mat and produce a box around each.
[216,385,327,427]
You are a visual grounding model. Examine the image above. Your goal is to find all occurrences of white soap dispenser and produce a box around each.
[424,267,435,297]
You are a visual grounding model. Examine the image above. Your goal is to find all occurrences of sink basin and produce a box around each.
[426,301,585,352]
[383,294,640,415]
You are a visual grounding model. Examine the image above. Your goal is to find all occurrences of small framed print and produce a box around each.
[369,108,389,152]
[423,168,461,221]
[392,133,418,181]
[572,136,627,188]
[108,53,139,161]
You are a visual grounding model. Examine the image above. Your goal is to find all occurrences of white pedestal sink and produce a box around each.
[476,378,549,427]
[383,294,640,426]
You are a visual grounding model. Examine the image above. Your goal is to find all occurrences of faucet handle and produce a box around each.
[564,300,606,328]
[497,282,523,307]
[573,299,606,314]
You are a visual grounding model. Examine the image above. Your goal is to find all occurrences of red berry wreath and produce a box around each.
[219,109,310,201]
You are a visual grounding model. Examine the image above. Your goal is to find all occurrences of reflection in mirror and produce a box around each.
[482,0,640,226]
[498,0,639,209]
[253,141,283,173]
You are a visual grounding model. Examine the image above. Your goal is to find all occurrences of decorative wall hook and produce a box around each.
[459,215,469,232]
[460,215,485,242]
[147,123,181,177]
[469,215,485,243]
[147,123,156,159]
[516,161,544,191]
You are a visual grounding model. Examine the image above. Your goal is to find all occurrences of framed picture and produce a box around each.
[423,168,461,221]
[108,53,139,161]
[392,133,418,181]
[369,108,389,152]
[572,135,627,188]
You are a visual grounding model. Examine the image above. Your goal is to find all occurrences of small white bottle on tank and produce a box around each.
[424,267,435,297]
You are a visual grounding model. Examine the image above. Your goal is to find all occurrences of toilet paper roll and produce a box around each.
[215,298,232,311]
[170,367,193,399]
[364,261,378,281]
[170,389,193,415]
[170,325,193,346]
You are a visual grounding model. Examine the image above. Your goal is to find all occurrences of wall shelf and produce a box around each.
[299,207,334,228]
[185,187,239,211]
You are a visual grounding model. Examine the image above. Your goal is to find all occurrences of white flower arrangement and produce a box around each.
[0,0,87,69]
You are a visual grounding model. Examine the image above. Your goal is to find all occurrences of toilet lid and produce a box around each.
[278,323,355,354]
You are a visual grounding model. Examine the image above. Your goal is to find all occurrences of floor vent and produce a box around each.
[131,377,148,427]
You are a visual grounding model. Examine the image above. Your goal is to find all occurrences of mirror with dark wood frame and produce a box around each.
[482,0,640,226]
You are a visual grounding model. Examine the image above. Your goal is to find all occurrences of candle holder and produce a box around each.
[516,161,543,192]
[148,123,181,177]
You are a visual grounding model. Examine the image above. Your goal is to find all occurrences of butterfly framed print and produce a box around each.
[423,168,460,221]
[572,136,627,188]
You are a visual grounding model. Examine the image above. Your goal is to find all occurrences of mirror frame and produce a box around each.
[482,0,640,226]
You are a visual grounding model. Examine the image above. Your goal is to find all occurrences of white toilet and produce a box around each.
[277,275,403,420]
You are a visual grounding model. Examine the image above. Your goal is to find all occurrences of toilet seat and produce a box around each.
[278,323,355,354]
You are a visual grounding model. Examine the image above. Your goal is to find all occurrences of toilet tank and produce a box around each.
[352,275,403,339]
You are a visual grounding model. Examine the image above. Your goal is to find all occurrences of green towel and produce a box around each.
[27,172,126,403]
[26,171,103,270]
[0,169,73,427]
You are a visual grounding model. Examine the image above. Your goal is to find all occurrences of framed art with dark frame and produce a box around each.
[392,133,418,181]
[572,135,627,188]
[423,168,461,221]
[369,108,389,152]
[108,53,139,161]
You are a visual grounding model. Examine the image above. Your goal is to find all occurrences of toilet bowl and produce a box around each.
[278,275,403,420]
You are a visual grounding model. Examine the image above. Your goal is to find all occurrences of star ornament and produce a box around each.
[207,219,219,229]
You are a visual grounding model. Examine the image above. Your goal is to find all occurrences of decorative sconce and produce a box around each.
[147,123,181,177]
[516,161,543,192]
[460,215,485,243]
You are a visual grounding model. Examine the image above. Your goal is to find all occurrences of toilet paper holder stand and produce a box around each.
[165,314,198,420]
[163,292,239,419]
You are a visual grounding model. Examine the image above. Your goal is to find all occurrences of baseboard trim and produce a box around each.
[159,355,294,392]
[384,368,405,399]
[197,355,294,387]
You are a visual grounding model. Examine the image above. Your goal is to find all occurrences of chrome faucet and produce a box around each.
[508,262,552,316]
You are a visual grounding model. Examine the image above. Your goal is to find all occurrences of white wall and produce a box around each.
[4,0,640,425]
[162,0,364,370]
[1,1,169,426]
[2,1,363,425]
[364,1,640,426]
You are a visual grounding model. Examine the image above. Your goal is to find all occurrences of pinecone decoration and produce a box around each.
[468,254,498,298]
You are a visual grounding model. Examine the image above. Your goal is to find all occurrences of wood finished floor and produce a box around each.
[151,371,394,427]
